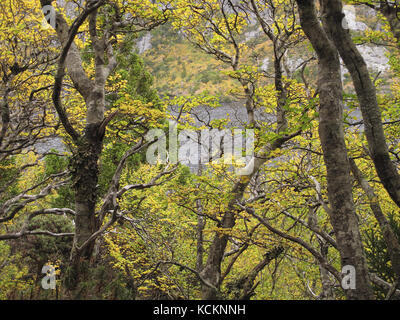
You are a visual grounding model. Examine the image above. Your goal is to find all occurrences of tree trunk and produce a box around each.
[349,158,400,291]
[296,0,374,300]
[321,0,400,208]
[237,246,283,300]
[318,241,335,300]
[199,61,290,299]
[67,123,103,291]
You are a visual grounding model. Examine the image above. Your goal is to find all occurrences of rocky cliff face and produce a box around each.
[137,5,390,95]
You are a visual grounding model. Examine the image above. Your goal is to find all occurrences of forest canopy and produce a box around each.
[0,0,400,300]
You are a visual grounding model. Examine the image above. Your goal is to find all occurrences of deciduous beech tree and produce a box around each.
[35,0,174,291]
[2,0,400,301]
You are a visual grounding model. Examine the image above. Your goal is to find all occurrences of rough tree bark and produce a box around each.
[383,6,400,44]
[40,0,115,290]
[321,0,400,208]
[296,0,373,300]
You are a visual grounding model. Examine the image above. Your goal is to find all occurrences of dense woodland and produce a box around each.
[1,0,400,300]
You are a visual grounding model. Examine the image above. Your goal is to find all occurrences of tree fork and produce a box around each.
[296,0,374,300]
